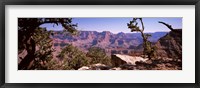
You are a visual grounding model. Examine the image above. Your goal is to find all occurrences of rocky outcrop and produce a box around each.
[78,66,90,70]
[78,54,181,70]
[78,63,111,70]
[135,57,182,70]
[155,29,182,59]
[111,54,147,67]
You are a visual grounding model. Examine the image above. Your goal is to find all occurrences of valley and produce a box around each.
[52,31,167,55]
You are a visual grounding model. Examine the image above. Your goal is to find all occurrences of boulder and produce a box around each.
[90,63,111,70]
[78,66,90,70]
[111,54,147,67]
[110,67,122,70]
[78,63,111,70]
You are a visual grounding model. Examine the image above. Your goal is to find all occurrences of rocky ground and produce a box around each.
[78,54,182,70]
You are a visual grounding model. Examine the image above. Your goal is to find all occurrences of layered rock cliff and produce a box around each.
[155,29,182,59]
[52,31,167,55]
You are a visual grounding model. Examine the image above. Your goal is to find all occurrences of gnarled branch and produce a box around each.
[158,21,174,31]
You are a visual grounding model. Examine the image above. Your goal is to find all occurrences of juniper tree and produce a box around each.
[58,44,89,70]
[86,47,111,66]
[127,18,156,59]
[31,27,54,69]
[18,18,78,70]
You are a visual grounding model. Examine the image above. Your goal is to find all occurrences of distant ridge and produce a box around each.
[52,30,168,54]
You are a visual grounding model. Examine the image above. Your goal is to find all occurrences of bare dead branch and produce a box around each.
[158,21,174,31]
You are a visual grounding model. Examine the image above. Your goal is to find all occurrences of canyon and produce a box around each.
[52,31,167,55]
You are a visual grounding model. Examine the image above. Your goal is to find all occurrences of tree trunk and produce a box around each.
[18,37,36,70]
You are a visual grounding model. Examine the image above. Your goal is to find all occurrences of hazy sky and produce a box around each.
[40,17,182,34]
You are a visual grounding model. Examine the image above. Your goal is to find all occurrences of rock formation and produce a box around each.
[111,54,148,67]
[155,29,182,59]
[52,31,167,55]
[78,63,111,70]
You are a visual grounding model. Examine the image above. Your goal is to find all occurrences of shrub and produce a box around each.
[87,47,111,66]
[58,44,89,70]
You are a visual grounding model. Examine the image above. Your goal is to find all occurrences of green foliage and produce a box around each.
[57,46,112,69]
[18,18,78,70]
[58,44,89,70]
[45,59,69,70]
[127,18,156,59]
[87,47,111,66]
[31,27,54,69]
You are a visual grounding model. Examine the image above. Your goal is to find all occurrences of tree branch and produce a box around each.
[39,18,78,35]
[158,21,174,31]
[139,18,145,32]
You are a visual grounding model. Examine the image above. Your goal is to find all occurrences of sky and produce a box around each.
[40,17,182,34]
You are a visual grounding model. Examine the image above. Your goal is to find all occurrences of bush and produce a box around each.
[58,44,89,70]
[87,47,111,66]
